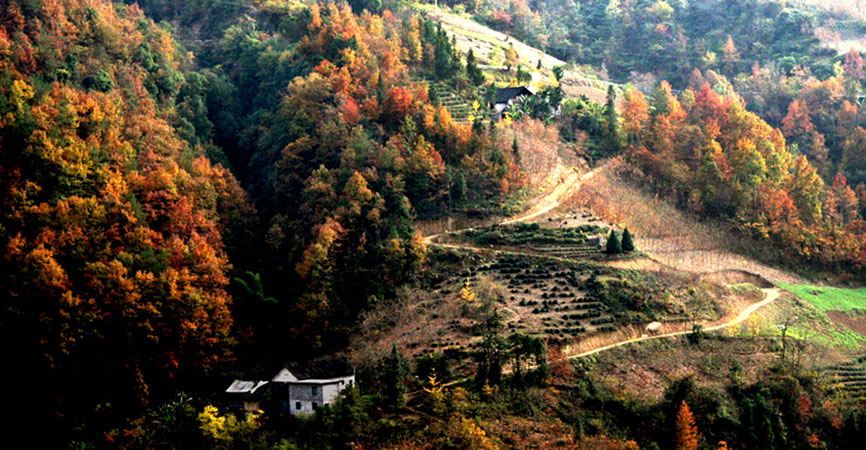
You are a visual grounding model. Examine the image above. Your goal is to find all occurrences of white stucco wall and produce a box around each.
[287,375,356,416]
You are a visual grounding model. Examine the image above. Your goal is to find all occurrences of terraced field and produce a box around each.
[404,254,623,360]
[424,8,620,103]
[453,222,610,261]
[410,74,483,123]
[429,81,476,123]
[826,355,866,400]
[477,257,618,336]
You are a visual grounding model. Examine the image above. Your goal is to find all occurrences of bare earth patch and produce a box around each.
[827,310,866,337]
[604,257,669,272]
[698,270,774,288]
[567,159,801,284]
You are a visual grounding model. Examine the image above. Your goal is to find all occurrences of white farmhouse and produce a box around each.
[271,358,356,416]
[493,86,534,120]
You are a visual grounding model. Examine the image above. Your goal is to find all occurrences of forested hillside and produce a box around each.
[0,0,251,436]
[622,81,866,275]
[4,0,866,448]
[1,0,521,442]
[449,0,866,276]
[470,0,841,84]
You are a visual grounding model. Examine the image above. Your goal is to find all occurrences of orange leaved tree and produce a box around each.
[676,400,701,450]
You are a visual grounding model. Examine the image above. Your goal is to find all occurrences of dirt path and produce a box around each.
[422,166,592,245]
[410,288,781,396]
[408,166,780,398]
[419,162,785,368]
[557,288,780,361]
[501,168,596,225]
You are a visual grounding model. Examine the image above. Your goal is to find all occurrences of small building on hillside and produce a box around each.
[493,86,534,119]
[225,379,269,413]
[271,358,356,416]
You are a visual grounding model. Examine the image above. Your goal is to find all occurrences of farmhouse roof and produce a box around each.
[494,86,533,104]
[272,358,354,383]
[225,379,269,394]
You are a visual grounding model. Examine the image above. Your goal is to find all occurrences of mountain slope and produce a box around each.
[425,7,621,103]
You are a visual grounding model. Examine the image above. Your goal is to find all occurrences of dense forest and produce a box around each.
[3,0,866,448]
[622,80,866,275]
[471,0,841,83]
[0,0,519,442]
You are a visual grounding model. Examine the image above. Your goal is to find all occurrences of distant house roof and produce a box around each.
[272,358,355,383]
[495,86,533,104]
[226,380,269,394]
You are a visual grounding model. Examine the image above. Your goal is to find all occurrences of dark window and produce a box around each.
[311,386,318,395]
[295,402,301,410]
[312,402,318,410]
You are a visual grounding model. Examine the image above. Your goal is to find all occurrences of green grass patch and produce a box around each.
[780,282,866,312]
[461,222,607,247]
[783,325,866,350]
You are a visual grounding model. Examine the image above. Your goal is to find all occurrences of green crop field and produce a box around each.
[780,283,866,312]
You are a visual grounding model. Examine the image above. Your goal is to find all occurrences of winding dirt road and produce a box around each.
[420,164,783,362]
[422,167,592,245]
[558,288,780,361]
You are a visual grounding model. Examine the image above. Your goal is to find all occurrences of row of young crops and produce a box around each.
[482,256,619,338]
[826,355,866,398]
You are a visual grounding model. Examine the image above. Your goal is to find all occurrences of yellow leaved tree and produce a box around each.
[461,278,477,302]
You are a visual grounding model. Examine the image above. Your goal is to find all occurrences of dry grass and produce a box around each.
[566,159,801,284]
[590,337,779,403]
[793,0,866,19]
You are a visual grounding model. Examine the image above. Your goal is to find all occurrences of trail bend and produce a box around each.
[419,163,783,366]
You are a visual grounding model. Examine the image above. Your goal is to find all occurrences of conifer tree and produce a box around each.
[466,49,484,85]
[376,73,385,104]
[384,344,407,408]
[512,134,521,165]
[621,228,635,252]
[676,400,700,450]
[461,278,477,302]
[604,85,622,154]
[428,85,440,107]
[606,230,622,254]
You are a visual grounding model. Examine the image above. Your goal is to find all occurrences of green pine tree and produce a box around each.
[376,72,385,105]
[512,134,521,165]
[428,85,440,107]
[384,344,407,408]
[606,230,622,254]
[604,85,622,155]
[466,49,485,85]
[621,228,635,252]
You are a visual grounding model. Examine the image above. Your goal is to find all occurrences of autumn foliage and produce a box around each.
[3,1,532,440]
[623,80,866,276]
[676,401,701,450]
[0,0,258,437]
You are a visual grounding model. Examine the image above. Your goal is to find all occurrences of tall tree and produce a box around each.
[466,49,484,85]
[604,85,623,154]
[383,344,407,409]
[621,228,635,252]
[676,400,701,450]
[606,230,622,254]
[505,44,519,73]
[622,89,650,145]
